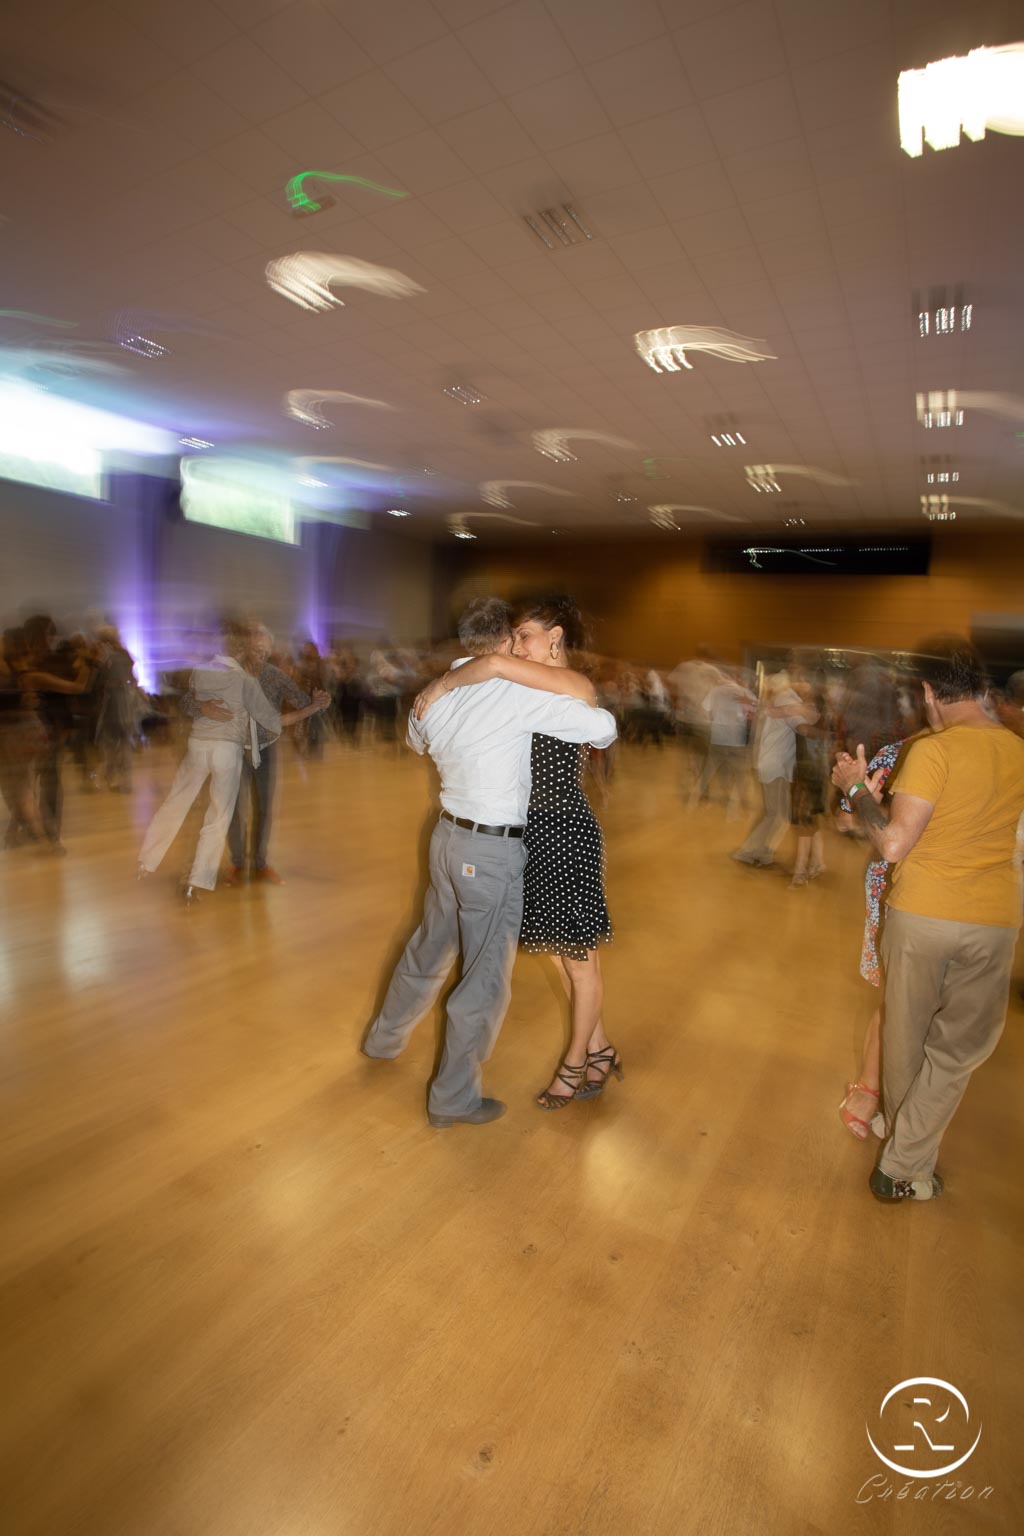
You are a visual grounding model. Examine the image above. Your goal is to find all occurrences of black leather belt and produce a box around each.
[441,810,525,838]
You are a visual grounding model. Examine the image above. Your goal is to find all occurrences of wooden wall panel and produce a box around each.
[440,530,1024,665]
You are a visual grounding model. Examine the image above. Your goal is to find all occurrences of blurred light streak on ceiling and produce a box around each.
[1,0,1022,536]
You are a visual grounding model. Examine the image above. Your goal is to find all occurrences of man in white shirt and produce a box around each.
[138,620,328,903]
[363,597,617,1128]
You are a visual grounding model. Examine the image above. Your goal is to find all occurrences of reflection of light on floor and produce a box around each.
[581,1121,641,1211]
[58,911,113,986]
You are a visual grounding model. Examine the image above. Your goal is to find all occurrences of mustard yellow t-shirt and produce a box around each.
[887,724,1024,926]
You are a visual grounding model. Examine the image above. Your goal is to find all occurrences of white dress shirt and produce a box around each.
[408,659,618,825]
[190,656,282,764]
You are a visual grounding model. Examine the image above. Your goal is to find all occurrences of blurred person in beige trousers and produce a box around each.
[833,638,1024,1203]
[138,620,328,906]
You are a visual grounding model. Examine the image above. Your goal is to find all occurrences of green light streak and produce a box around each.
[0,311,77,328]
[286,171,408,214]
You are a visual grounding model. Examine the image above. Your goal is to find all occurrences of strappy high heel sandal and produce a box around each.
[536,1060,587,1110]
[839,1081,879,1141]
[578,1045,624,1099]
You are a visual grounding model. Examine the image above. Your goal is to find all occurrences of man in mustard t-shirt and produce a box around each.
[833,637,1024,1203]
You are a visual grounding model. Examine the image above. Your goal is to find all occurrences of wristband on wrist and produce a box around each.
[849,781,868,799]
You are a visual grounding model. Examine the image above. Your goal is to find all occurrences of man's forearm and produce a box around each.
[852,791,890,855]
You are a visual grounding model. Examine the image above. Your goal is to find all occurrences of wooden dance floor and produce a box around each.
[1,741,1021,1535]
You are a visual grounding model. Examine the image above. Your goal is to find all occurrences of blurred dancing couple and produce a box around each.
[363,595,622,1128]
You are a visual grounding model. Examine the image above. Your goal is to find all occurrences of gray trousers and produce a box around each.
[879,908,1017,1180]
[736,776,791,862]
[365,818,527,1117]
[227,747,277,870]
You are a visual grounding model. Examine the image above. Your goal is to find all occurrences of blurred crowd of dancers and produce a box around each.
[2,608,1022,871]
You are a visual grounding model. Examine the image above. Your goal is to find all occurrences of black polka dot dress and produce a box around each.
[521,734,613,961]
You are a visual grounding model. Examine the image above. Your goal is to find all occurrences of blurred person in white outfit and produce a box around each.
[733,675,816,867]
[138,622,328,904]
[696,671,755,816]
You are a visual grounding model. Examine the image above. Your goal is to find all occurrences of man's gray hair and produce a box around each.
[457,597,512,654]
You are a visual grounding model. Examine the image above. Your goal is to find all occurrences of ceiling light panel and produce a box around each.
[898,44,1024,158]
[523,203,594,251]
[635,326,776,373]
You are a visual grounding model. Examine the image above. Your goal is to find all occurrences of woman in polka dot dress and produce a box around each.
[417,595,621,1110]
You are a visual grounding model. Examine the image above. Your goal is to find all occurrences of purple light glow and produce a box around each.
[111,601,157,693]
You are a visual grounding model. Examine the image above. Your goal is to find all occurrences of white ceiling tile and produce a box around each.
[547,133,641,197]
[384,35,498,123]
[673,206,752,256]
[575,275,652,314]
[635,259,712,306]
[214,0,290,20]
[368,200,454,250]
[757,236,835,281]
[608,226,686,274]
[190,36,310,121]
[585,38,693,128]
[422,180,511,234]
[134,72,251,150]
[263,100,364,164]
[452,272,523,307]
[722,137,816,201]
[249,4,374,96]
[620,106,718,179]
[377,129,473,195]
[209,127,304,196]
[690,245,769,291]
[319,71,428,149]
[321,0,449,66]
[223,196,305,247]
[509,71,612,150]
[701,74,802,159]
[126,0,241,65]
[791,45,893,132]
[806,115,893,182]
[679,5,789,95]
[415,237,490,278]
[744,190,826,246]
[457,1,577,95]
[496,257,575,296]
[773,0,890,69]
[581,183,667,237]
[527,289,601,322]
[477,298,545,330]
[649,160,738,221]
[544,0,666,65]
[465,220,541,265]
[433,0,509,23]
[439,104,541,174]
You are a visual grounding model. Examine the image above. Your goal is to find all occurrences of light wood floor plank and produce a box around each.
[1,742,1020,1535]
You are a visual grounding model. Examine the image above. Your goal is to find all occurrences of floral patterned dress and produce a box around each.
[844,740,904,986]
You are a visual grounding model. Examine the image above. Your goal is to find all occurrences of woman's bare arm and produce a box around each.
[414,653,595,718]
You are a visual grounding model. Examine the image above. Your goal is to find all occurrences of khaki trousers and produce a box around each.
[879,908,1018,1181]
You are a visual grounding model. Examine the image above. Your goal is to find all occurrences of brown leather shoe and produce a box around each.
[254,866,285,885]
[223,865,246,886]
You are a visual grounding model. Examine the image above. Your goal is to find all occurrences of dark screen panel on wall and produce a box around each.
[703,538,931,576]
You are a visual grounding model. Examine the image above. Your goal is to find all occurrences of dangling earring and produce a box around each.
[549,641,560,660]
